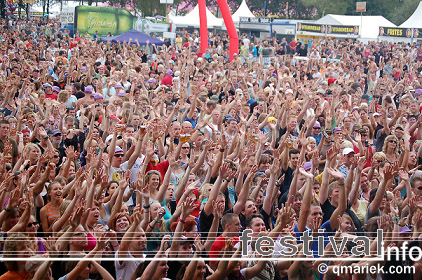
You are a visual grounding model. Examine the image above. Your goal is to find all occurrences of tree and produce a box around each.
[387,0,419,26]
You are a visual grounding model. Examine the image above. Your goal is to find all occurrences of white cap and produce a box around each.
[174,71,180,77]
[105,135,113,144]
[342,148,355,156]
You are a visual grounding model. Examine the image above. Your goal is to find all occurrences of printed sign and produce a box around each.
[327,25,359,35]
[297,22,326,34]
[356,2,366,12]
[379,27,412,38]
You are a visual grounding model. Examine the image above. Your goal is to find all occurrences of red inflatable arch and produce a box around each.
[198,0,238,61]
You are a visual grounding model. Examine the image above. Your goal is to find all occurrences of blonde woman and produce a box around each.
[382,135,399,165]
[24,143,41,166]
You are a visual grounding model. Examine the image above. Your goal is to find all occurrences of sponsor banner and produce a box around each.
[239,17,273,23]
[297,22,326,34]
[327,25,359,35]
[379,27,412,38]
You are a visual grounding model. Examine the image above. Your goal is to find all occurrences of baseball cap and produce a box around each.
[118,90,127,97]
[115,147,124,153]
[50,129,61,136]
[180,236,195,245]
[333,127,342,133]
[267,117,276,123]
[42,83,52,88]
[317,89,325,95]
[342,148,355,156]
[361,94,370,100]
[313,122,321,128]
[148,78,157,84]
[166,69,173,75]
[415,89,422,95]
[303,162,312,171]
[115,84,123,89]
[84,86,93,93]
[399,226,411,234]
[52,86,60,92]
[328,78,336,85]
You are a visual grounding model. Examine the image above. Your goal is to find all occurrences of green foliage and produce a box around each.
[387,0,420,25]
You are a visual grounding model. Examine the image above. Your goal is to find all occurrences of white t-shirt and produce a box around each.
[108,156,145,183]
[115,250,145,280]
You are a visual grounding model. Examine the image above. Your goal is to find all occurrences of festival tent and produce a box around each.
[101,29,165,45]
[400,1,422,27]
[232,0,255,24]
[169,5,223,28]
[315,14,396,42]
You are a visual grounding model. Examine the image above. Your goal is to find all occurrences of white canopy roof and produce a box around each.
[232,0,255,23]
[169,5,222,28]
[316,14,396,41]
[400,1,422,27]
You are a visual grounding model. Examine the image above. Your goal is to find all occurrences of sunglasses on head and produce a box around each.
[27,222,39,227]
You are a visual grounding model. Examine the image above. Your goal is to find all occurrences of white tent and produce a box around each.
[400,1,422,27]
[316,14,396,42]
[169,5,222,28]
[232,0,255,23]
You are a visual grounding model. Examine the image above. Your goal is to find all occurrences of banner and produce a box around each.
[327,25,359,35]
[297,22,326,34]
[75,6,169,36]
[23,0,35,3]
[239,17,273,23]
[379,27,412,38]
[414,28,422,38]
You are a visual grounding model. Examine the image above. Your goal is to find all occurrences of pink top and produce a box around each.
[84,232,97,252]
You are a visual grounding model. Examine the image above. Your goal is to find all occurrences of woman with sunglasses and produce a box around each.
[382,135,400,166]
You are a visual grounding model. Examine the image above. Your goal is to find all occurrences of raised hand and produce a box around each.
[277,203,294,228]
[398,169,409,182]
[326,167,345,183]
[383,165,394,181]
[181,197,196,219]
[310,216,323,237]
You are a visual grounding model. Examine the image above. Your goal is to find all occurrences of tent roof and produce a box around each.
[100,29,165,45]
[400,1,422,27]
[315,14,396,40]
[169,5,223,28]
[232,0,255,23]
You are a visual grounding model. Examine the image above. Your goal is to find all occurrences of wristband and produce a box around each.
[112,244,119,248]
[143,204,150,209]
[220,148,225,152]
[153,218,160,223]
[392,216,399,224]
[180,219,185,224]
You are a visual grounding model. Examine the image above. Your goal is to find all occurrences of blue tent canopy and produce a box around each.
[101,29,165,46]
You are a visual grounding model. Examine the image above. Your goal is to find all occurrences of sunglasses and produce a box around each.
[182,146,190,149]
[361,134,367,137]
[418,187,422,191]
[389,140,397,144]
[114,154,124,158]
[27,222,39,227]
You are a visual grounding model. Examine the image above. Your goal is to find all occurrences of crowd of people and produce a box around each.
[0,15,421,280]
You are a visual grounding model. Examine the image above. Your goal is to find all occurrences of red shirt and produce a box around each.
[0,271,30,280]
[209,235,240,264]
[45,93,58,100]
[161,75,173,86]
[146,160,169,180]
